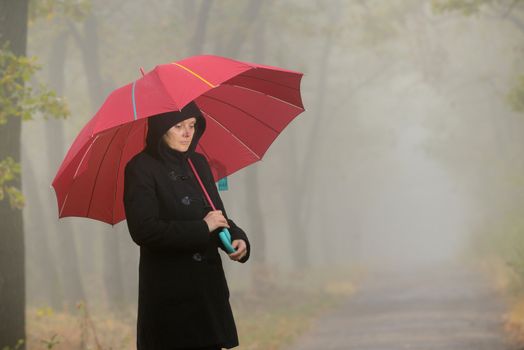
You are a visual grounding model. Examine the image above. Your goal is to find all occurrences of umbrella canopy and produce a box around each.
[52,55,304,225]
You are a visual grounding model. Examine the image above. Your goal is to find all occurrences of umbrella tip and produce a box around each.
[139,67,145,77]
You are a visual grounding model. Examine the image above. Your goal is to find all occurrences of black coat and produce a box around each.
[123,103,250,349]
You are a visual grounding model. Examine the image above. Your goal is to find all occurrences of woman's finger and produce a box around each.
[229,249,243,259]
[228,240,247,260]
[231,240,244,250]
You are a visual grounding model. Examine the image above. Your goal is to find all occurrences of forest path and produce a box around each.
[284,263,518,350]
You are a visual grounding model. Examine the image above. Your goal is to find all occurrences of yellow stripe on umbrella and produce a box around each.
[171,62,217,88]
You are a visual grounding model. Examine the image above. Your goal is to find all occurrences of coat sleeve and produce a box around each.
[123,156,210,253]
[195,154,251,263]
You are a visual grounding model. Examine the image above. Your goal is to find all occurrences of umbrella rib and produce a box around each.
[198,108,261,161]
[59,134,100,218]
[230,72,301,91]
[86,129,121,218]
[154,69,180,111]
[222,83,304,110]
[111,122,136,224]
[59,193,69,218]
[198,94,279,134]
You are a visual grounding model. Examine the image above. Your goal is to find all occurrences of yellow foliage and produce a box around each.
[474,256,524,346]
[26,268,360,350]
[476,255,514,292]
[35,306,54,318]
[235,291,341,350]
[504,298,524,344]
[26,306,136,350]
[323,281,356,297]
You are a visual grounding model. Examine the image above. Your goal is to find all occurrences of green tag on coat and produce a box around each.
[218,177,228,191]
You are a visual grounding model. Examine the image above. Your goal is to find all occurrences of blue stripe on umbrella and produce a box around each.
[132,81,137,120]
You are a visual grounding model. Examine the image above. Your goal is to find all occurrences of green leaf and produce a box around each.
[431,0,495,16]
[6,186,25,210]
[508,74,524,113]
[29,0,92,22]
[0,45,70,125]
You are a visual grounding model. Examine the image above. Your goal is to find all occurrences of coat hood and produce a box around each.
[145,101,206,161]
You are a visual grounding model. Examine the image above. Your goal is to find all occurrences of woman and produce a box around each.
[123,101,250,350]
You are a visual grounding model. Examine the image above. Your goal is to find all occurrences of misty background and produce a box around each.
[22,0,521,304]
[5,0,524,348]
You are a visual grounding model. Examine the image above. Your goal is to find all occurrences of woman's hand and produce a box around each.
[203,210,230,232]
[229,240,247,261]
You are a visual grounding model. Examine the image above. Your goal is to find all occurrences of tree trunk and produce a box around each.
[187,0,213,56]
[285,127,310,270]
[22,146,62,310]
[71,14,108,111]
[102,232,125,310]
[117,222,139,307]
[221,0,263,57]
[182,0,197,21]
[245,12,270,288]
[0,1,28,348]
[45,27,86,308]
[287,2,342,270]
[69,12,124,310]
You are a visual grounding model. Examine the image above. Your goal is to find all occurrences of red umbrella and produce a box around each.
[52,55,304,225]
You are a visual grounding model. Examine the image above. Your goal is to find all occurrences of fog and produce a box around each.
[5,0,524,348]
[21,0,520,298]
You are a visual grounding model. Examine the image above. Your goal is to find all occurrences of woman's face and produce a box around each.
[162,117,197,152]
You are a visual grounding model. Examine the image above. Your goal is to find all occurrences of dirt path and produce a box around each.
[284,263,518,350]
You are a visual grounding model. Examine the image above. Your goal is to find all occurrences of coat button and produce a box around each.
[181,196,191,206]
[192,253,203,262]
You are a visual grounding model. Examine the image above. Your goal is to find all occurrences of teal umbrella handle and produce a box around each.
[219,228,236,253]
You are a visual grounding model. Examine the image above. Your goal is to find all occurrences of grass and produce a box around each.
[465,215,524,347]
[232,266,360,350]
[23,266,359,350]
[26,302,136,350]
[471,255,524,347]
[234,291,342,350]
